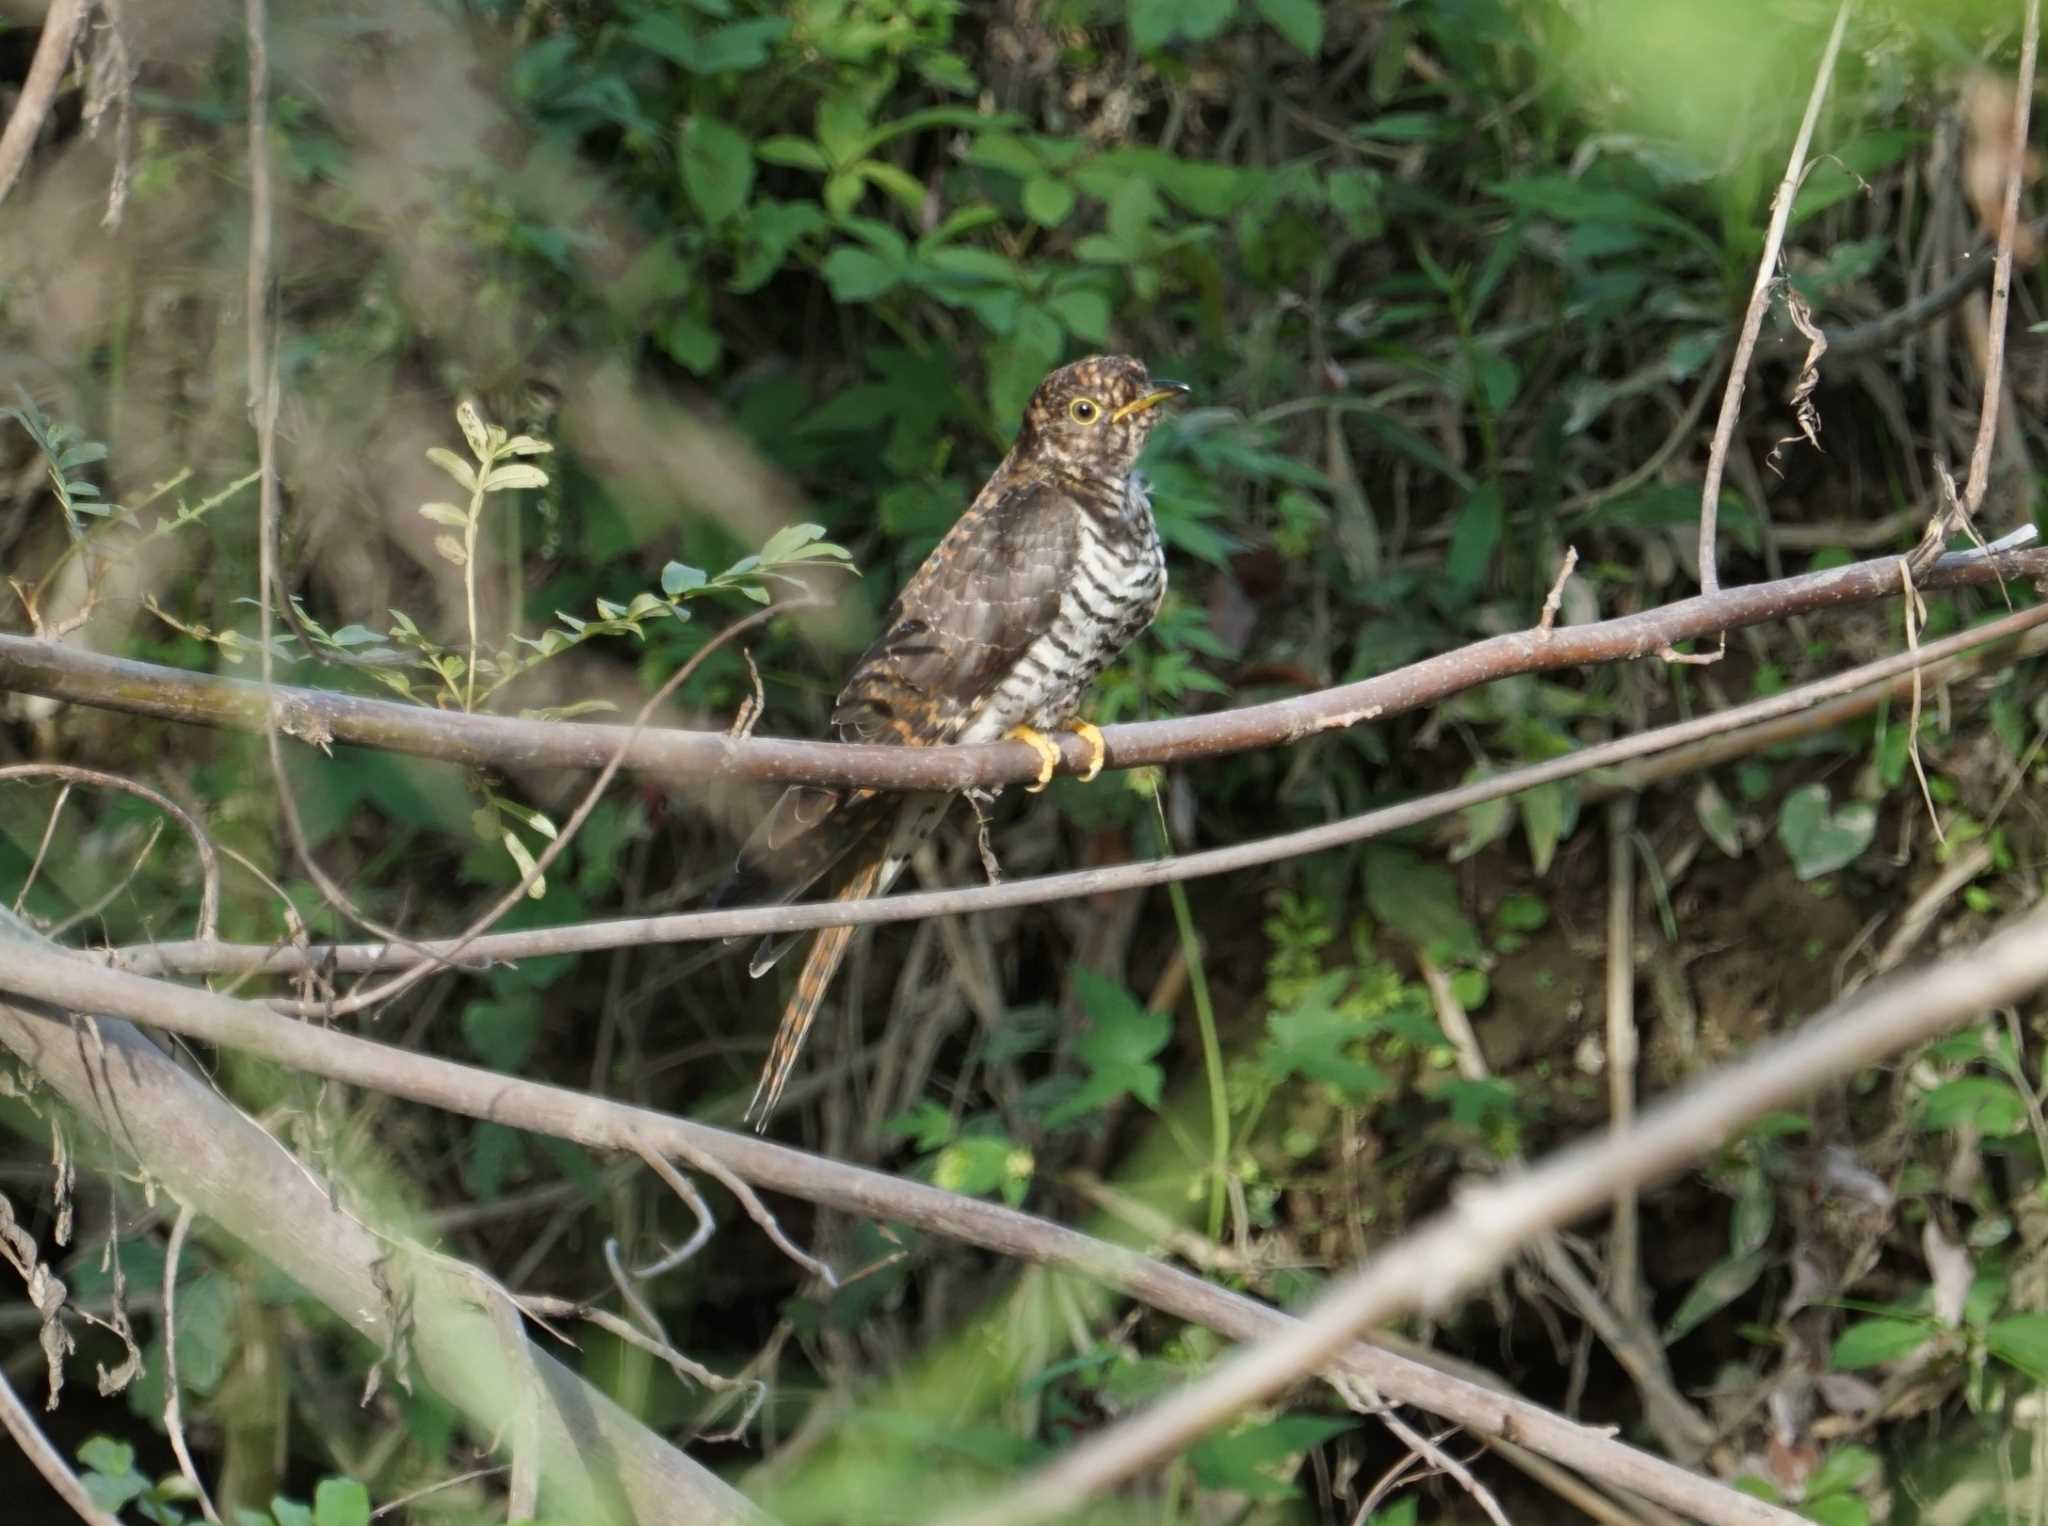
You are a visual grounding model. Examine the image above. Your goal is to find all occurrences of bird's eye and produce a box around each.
[1068,397,1102,425]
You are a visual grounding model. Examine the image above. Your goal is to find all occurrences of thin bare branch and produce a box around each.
[0,537,2038,799]
[1697,1,1853,596]
[102,594,2048,983]
[948,897,2048,1526]
[0,910,761,1525]
[0,766,221,941]
[0,1361,119,1526]
[161,1203,222,1525]
[0,0,86,208]
[0,926,1815,1526]
[1960,5,2041,523]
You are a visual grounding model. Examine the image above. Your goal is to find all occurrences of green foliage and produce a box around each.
[3,387,109,538]
[77,1435,370,1526]
[1775,783,1877,882]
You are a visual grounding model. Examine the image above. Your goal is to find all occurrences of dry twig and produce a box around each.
[1695,0,1853,598]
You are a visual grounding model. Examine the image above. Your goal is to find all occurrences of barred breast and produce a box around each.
[961,471,1166,744]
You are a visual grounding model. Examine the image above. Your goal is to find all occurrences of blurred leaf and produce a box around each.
[1775,784,1874,881]
[680,116,755,223]
[1130,0,1236,51]
[1044,969,1170,1125]
[1919,1077,2028,1137]
[1663,1248,1766,1344]
[1253,0,1323,54]
[313,1477,372,1526]
[1189,1414,1353,1500]
[1364,845,1482,962]
[1830,1317,1933,1370]
[463,988,543,1071]
[1260,971,1388,1099]
[1986,1313,2048,1382]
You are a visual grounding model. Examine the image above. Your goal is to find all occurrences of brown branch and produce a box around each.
[0,0,85,209]
[0,932,1793,1526]
[0,1363,119,1526]
[1959,2,2041,524]
[0,911,762,1526]
[0,537,2039,797]
[0,765,221,941]
[951,897,2048,1526]
[1696,1,1853,597]
[103,596,2048,982]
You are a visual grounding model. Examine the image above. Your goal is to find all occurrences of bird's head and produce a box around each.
[1016,355,1189,476]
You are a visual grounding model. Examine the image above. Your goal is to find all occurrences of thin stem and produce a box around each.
[1696,0,1853,596]
[1168,878,1229,1245]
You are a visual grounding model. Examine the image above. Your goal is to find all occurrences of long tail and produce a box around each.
[745,848,888,1127]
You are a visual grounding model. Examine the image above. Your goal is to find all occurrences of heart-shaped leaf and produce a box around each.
[1776,783,1875,881]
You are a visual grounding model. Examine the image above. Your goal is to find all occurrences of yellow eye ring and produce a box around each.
[1068,397,1102,424]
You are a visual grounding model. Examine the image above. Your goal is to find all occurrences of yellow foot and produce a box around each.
[1065,719,1107,783]
[1006,724,1061,792]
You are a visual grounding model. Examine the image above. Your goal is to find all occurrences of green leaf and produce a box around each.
[1130,0,1237,51]
[821,246,903,302]
[692,17,790,72]
[1775,784,1875,881]
[930,1135,1033,1205]
[1662,1248,1767,1344]
[758,522,827,563]
[482,463,549,493]
[462,989,542,1072]
[1806,1495,1870,1526]
[1045,287,1110,343]
[425,447,476,492]
[661,312,721,375]
[679,116,755,224]
[1043,969,1170,1126]
[78,1437,136,1478]
[1829,1317,1933,1370]
[313,1476,372,1526]
[1919,1076,2028,1137]
[1260,971,1388,1100]
[1363,845,1482,962]
[1517,781,1578,876]
[465,1121,528,1198]
[661,562,707,597]
[987,305,1065,427]
[1253,0,1323,54]
[1022,176,1075,226]
[1434,482,1501,611]
[756,136,829,171]
[1986,1312,2048,1381]
[1190,1415,1354,1500]
[417,501,468,528]
[1807,1445,1880,1499]
[270,1498,315,1526]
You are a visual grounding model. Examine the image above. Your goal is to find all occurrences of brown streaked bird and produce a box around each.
[713,354,1189,1126]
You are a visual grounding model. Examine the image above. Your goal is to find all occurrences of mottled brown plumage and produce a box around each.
[715,355,1187,1125]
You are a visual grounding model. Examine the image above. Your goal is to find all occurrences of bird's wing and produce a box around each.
[832,475,1080,746]
[711,478,1074,912]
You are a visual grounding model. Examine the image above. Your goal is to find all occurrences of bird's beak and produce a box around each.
[1110,381,1192,423]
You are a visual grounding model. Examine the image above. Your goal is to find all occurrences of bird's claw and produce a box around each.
[1007,725,1061,792]
[1066,719,1107,783]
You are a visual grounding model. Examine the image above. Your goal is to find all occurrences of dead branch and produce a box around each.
[0,924,1827,1526]
[952,896,2048,1526]
[0,910,762,1526]
[0,0,86,209]
[0,537,2038,798]
[1696,1,1853,597]
[100,595,2048,983]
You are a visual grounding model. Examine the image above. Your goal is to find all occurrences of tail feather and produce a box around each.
[741,793,954,1127]
[745,850,887,1127]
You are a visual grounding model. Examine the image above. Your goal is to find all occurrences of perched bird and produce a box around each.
[714,354,1188,1125]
